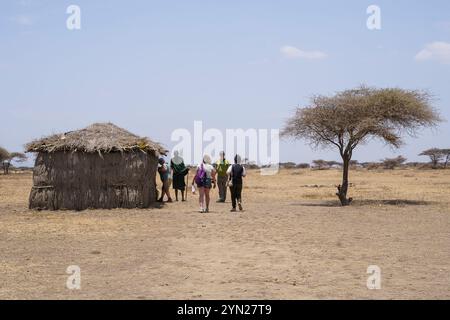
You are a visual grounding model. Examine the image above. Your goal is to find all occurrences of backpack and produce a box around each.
[194,163,207,185]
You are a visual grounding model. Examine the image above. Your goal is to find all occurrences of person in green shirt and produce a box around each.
[215,151,230,203]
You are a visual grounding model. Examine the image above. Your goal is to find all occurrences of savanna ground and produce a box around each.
[0,168,449,299]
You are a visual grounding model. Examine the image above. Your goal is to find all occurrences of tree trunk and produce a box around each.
[336,155,352,206]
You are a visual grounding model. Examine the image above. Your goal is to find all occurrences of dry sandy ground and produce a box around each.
[0,169,449,299]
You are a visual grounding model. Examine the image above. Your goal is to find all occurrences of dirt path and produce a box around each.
[1,170,449,299]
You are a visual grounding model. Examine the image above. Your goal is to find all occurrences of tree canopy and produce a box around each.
[0,147,9,163]
[282,86,440,153]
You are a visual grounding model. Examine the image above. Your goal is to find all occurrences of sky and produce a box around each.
[1,0,450,166]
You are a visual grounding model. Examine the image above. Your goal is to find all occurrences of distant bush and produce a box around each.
[364,162,381,170]
[312,159,330,170]
[279,162,297,169]
[381,156,407,169]
[349,160,361,168]
[417,163,435,170]
[405,162,422,168]
[296,163,310,169]
[325,161,342,168]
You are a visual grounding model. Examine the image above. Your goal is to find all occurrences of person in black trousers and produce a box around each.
[227,154,246,212]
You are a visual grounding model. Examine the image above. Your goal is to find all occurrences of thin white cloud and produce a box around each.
[415,42,450,65]
[11,14,33,26]
[280,45,327,60]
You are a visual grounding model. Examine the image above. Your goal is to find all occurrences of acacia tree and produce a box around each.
[0,147,9,166]
[419,148,450,168]
[282,86,440,206]
[0,147,27,174]
[419,148,444,168]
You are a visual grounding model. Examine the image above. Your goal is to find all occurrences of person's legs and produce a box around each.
[158,180,165,202]
[204,187,211,212]
[236,184,243,210]
[198,187,205,211]
[217,176,227,201]
[222,177,228,201]
[164,180,172,202]
[175,189,179,201]
[230,185,237,211]
[216,176,222,201]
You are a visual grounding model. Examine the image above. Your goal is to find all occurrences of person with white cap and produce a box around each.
[191,154,216,213]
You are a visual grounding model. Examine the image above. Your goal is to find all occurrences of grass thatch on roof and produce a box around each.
[25,123,167,155]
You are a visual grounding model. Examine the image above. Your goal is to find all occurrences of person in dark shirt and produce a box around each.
[227,154,246,212]
[170,151,189,201]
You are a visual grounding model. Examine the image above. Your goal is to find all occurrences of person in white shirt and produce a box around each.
[192,155,216,213]
[227,154,246,212]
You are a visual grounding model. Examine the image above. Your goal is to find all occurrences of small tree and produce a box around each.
[419,148,444,169]
[0,147,9,162]
[1,147,10,175]
[381,155,407,169]
[0,148,27,174]
[282,86,440,206]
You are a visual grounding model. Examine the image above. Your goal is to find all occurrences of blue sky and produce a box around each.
[1,0,449,165]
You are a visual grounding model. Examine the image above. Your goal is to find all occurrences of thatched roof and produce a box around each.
[26,123,167,155]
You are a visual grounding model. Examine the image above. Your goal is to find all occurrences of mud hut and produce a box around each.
[26,123,166,210]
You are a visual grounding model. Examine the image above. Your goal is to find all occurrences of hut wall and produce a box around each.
[29,151,158,210]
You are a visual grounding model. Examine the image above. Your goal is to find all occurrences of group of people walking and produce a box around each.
[157,151,246,213]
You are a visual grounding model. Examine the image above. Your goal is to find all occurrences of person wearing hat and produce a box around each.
[215,151,230,203]
[158,157,173,203]
[191,154,216,213]
[170,150,189,201]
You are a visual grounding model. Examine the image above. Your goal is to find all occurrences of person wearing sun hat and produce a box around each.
[191,154,216,213]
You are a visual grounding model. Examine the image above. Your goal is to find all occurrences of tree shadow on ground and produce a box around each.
[293,199,435,207]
